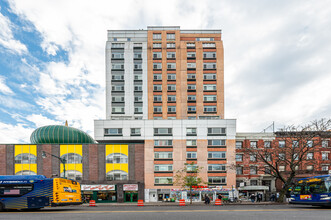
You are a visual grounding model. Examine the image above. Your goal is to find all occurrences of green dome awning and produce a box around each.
[30,125,96,144]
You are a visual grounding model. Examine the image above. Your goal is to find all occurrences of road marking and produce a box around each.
[7,209,318,214]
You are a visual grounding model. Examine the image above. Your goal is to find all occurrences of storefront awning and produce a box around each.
[238,186,269,191]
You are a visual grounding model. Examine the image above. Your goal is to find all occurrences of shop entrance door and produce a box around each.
[124,192,138,202]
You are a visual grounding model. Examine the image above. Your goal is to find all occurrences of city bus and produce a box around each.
[289,175,331,206]
[0,175,82,211]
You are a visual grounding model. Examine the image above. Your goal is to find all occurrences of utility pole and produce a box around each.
[42,151,67,179]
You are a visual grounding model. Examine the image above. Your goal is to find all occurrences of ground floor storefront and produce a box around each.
[144,188,239,202]
[82,183,143,203]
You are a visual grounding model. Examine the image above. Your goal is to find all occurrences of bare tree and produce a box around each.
[174,162,204,204]
[241,119,331,203]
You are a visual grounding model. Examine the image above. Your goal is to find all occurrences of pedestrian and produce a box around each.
[276,192,280,202]
[257,193,262,202]
[270,194,275,201]
[205,195,210,205]
[250,194,256,203]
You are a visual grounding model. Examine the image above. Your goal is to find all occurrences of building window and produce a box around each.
[187,63,196,69]
[187,95,196,101]
[187,43,195,48]
[236,166,243,175]
[186,139,197,146]
[153,63,162,69]
[155,177,173,185]
[153,43,161,48]
[134,52,142,59]
[187,52,196,58]
[187,152,197,159]
[104,128,122,136]
[111,63,124,70]
[155,164,173,172]
[153,74,162,80]
[307,152,314,160]
[111,96,124,102]
[187,74,196,80]
[203,74,216,81]
[203,63,216,69]
[112,85,124,91]
[204,95,217,102]
[208,177,226,184]
[167,63,176,69]
[154,140,172,146]
[279,153,285,160]
[264,141,271,148]
[111,43,124,48]
[203,84,216,91]
[106,153,128,163]
[134,85,142,91]
[265,167,271,174]
[202,43,215,48]
[322,165,329,171]
[106,170,128,181]
[135,96,142,102]
[167,43,175,48]
[307,165,314,171]
[236,141,243,149]
[293,153,299,161]
[112,107,124,113]
[208,139,225,146]
[208,152,226,159]
[112,74,124,81]
[235,154,243,162]
[154,152,173,159]
[60,153,82,164]
[186,128,197,136]
[134,107,143,114]
[153,33,162,40]
[204,106,216,113]
[188,106,196,112]
[207,127,226,136]
[322,140,329,148]
[154,95,162,102]
[307,140,313,148]
[168,106,176,113]
[250,166,257,175]
[167,74,176,80]
[322,152,329,160]
[153,85,162,91]
[154,128,172,136]
[14,153,37,164]
[250,154,257,162]
[134,63,142,70]
[153,106,162,113]
[134,73,142,80]
[166,33,175,40]
[203,52,216,58]
[292,140,298,148]
[15,170,37,176]
[279,166,285,171]
[250,180,258,186]
[167,85,176,91]
[131,128,141,136]
[153,52,162,59]
[167,52,176,58]
[111,52,124,59]
[279,140,285,148]
[168,95,176,102]
[208,164,226,172]
[61,170,82,181]
[250,141,257,148]
[187,84,196,90]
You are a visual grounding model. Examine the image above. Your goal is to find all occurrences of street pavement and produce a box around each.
[1,204,331,220]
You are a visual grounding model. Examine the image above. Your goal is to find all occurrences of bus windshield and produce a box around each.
[293,177,331,195]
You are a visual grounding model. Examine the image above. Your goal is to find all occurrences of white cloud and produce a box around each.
[0,122,34,143]
[1,0,330,145]
[0,76,14,94]
[26,114,59,127]
[0,10,27,54]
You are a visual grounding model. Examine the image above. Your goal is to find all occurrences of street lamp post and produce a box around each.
[42,151,67,179]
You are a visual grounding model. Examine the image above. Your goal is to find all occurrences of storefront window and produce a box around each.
[97,191,117,202]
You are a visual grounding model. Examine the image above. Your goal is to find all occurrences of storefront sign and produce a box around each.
[123,184,138,191]
[81,185,115,191]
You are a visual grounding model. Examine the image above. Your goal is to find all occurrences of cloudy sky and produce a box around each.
[0,0,330,143]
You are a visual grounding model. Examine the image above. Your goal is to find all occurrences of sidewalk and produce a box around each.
[82,201,280,206]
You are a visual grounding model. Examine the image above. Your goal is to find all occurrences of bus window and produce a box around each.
[0,184,33,197]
